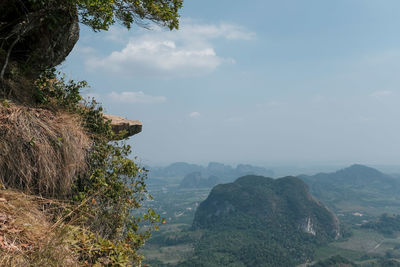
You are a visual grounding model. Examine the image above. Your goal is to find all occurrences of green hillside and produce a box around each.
[179,175,340,266]
[299,164,400,215]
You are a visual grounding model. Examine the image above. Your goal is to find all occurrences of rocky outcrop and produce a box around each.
[0,1,79,78]
[103,114,142,139]
[300,217,316,236]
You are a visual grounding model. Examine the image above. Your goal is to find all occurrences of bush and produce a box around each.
[31,68,160,265]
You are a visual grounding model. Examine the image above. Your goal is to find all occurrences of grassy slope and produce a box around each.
[0,189,78,266]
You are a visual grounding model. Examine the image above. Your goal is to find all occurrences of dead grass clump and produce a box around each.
[0,190,78,266]
[0,102,90,197]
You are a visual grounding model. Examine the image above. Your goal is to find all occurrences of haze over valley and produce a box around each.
[59,0,400,266]
[137,163,400,266]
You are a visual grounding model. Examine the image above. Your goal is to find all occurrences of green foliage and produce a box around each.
[27,0,183,31]
[179,226,305,266]
[181,214,319,266]
[34,68,85,109]
[33,68,159,265]
[377,257,400,267]
[312,255,357,267]
[76,0,183,31]
[180,176,340,266]
[362,214,400,236]
[69,226,143,265]
[299,165,400,215]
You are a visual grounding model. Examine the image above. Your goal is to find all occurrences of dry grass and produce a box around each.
[0,101,90,197]
[0,190,79,266]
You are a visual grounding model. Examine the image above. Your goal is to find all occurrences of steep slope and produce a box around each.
[299,164,400,213]
[183,175,339,266]
[0,190,78,266]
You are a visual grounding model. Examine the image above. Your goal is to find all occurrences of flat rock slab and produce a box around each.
[103,114,142,139]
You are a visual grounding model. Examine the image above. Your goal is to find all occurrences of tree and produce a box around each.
[0,0,183,83]
[76,0,183,31]
[2,0,182,31]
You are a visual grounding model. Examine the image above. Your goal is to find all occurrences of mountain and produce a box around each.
[204,162,274,182]
[182,175,339,266]
[149,162,204,178]
[179,172,219,188]
[148,162,274,183]
[235,163,273,177]
[299,164,400,213]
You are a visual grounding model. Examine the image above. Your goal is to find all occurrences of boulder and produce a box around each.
[103,114,142,139]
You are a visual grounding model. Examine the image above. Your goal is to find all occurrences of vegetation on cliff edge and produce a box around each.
[0,0,183,265]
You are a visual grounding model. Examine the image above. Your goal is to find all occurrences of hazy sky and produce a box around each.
[62,0,400,166]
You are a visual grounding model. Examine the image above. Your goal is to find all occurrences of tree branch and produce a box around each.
[0,11,46,81]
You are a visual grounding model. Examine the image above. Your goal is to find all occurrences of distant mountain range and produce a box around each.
[148,162,274,185]
[145,164,400,266]
[179,172,219,189]
[299,164,400,214]
[180,175,339,266]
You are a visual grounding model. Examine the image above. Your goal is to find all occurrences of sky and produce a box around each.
[62,0,400,167]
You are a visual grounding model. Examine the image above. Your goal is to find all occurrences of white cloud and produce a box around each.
[108,91,166,104]
[370,90,393,97]
[104,26,130,43]
[86,21,255,78]
[176,21,256,41]
[189,111,201,118]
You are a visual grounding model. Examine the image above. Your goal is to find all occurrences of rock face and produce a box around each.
[0,1,79,77]
[103,114,142,139]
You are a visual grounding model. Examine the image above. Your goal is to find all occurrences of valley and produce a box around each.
[140,163,400,266]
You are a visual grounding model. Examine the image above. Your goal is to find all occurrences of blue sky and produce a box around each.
[62,0,400,166]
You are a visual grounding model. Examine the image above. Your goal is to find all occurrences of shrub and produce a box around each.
[0,68,160,265]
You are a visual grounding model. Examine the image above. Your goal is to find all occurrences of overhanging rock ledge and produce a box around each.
[103,114,142,139]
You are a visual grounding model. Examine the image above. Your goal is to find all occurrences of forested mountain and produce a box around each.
[299,164,400,213]
[179,172,219,188]
[148,162,274,184]
[179,175,339,266]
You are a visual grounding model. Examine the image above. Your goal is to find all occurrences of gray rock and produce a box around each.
[0,1,80,77]
[103,114,142,139]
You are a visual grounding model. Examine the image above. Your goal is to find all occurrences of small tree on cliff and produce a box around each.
[76,0,183,31]
[0,0,182,83]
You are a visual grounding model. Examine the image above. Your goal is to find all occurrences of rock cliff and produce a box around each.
[0,0,79,78]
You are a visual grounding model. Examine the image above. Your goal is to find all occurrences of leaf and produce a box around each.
[29,137,36,147]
